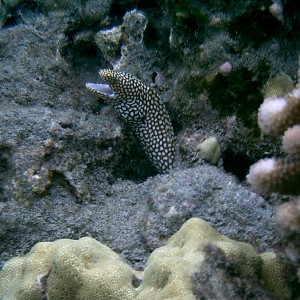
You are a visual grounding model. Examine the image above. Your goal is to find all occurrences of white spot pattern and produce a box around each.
[86,70,175,173]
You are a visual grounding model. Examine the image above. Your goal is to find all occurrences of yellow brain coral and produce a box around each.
[260,252,291,299]
[136,218,290,299]
[0,237,139,300]
[0,219,291,300]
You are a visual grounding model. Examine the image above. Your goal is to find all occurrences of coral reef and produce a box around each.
[276,196,300,233]
[94,27,123,64]
[93,9,156,79]
[275,196,300,286]
[263,72,294,98]
[0,163,281,272]
[1,0,300,298]
[247,64,300,291]
[260,251,291,297]
[178,133,221,166]
[0,218,291,300]
[139,218,290,299]
[191,244,273,299]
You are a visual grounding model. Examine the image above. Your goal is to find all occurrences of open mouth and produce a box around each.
[85,83,115,98]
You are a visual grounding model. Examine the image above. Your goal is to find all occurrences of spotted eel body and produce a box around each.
[86,70,175,173]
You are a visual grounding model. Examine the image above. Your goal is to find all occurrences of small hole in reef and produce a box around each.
[132,275,142,288]
[151,72,158,84]
[223,149,253,181]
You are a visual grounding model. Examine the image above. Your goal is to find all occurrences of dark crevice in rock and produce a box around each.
[0,146,11,201]
[47,170,79,200]
[228,8,283,47]
[112,140,157,182]
[143,19,171,50]
[207,65,269,128]
[222,149,254,181]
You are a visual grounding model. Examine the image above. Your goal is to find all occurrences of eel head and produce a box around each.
[86,69,146,104]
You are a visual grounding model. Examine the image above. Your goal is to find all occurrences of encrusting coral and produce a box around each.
[0,218,291,299]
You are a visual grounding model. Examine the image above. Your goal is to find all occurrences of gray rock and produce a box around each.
[34,0,112,26]
[0,178,149,270]
[0,105,123,203]
[0,162,280,270]
[81,0,112,26]
[95,26,122,64]
[143,165,280,253]
[0,11,94,110]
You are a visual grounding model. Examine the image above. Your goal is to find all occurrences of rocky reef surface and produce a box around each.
[0,0,299,298]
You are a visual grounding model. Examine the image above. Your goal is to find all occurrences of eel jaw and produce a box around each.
[85,83,115,99]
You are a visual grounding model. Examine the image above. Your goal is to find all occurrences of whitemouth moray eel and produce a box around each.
[86,70,175,173]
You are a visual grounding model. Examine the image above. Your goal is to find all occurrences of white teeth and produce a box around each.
[85,83,115,97]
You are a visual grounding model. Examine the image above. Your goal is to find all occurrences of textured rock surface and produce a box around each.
[0,11,90,109]
[0,164,280,270]
[0,105,123,202]
[0,179,149,270]
[143,165,280,253]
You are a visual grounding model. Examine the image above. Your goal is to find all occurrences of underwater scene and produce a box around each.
[0,0,299,299]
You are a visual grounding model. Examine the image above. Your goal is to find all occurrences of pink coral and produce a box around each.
[247,82,300,195]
